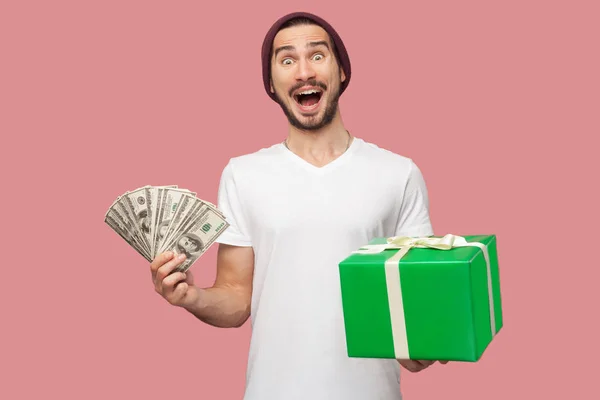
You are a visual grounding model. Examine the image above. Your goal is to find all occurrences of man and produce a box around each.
[150,11,445,399]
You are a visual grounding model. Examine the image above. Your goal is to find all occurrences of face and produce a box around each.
[178,236,197,253]
[270,24,346,131]
[159,224,168,237]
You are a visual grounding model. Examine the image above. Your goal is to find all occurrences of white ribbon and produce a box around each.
[352,234,496,359]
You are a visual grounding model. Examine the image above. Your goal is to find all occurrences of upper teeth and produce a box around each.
[298,89,319,95]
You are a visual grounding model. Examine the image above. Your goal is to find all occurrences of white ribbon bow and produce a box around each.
[352,234,471,254]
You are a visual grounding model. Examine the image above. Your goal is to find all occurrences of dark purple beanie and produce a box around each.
[261,11,351,102]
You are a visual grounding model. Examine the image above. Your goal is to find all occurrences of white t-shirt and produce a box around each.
[215,137,434,400]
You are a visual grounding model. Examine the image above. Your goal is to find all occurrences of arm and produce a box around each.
[184,244,254,328]
[150,243,254,329]
[394,160,433,237]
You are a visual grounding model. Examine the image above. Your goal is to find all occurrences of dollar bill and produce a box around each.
[105,185,228,269]
[145,185,178,257]
[156,193,197,255]
[158,198,209,255]
[105,212,151,262]
[200,198,224,217]
[152,188,195,259]
[122,186,154,254]
[164,208,230,273]
[106,196,151,260]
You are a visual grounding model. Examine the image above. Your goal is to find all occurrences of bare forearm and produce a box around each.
[184,286,250,328]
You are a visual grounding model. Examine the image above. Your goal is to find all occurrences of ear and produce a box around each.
[270,79,274,93]
[340,67,346,83]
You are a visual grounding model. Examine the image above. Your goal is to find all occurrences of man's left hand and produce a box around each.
[397,359,449,373]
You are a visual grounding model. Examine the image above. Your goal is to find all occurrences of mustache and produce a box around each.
[289,80,327,97]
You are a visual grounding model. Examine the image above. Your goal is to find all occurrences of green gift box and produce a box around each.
[338,234,503,362]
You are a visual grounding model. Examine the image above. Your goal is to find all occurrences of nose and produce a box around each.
[294,57,316,82]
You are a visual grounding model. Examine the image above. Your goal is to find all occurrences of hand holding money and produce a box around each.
[150,251,199,308]
[104,185,229,273]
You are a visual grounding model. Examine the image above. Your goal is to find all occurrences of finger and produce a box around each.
[399,360,422,372]
[408,362,424,372]
[184,270,194,285]
[156,267,184,295]
[155,257,183,294]
[167,282,188,305]
[162,272,187,293]
[156,254,187,284]
[150,251,174,279]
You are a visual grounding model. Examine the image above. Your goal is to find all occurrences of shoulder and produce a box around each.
[355,138,421,176]
[221,143,285,177]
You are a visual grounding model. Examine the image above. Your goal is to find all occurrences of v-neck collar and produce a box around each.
[279,137,362,175]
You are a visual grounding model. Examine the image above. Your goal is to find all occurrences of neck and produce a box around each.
[284,110,352,160]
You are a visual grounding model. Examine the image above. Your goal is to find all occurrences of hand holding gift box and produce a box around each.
[338,234,503,362]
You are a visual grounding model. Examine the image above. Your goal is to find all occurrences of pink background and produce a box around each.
[2,0,598,399]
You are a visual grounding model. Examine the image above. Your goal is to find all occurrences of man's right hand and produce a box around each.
[150,251,199,309]
[149,244,254,328]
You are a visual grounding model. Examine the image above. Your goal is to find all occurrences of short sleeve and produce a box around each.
[214,160,252,247]
[394,160,434,237]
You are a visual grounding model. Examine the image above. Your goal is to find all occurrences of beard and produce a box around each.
[274,79,341,132]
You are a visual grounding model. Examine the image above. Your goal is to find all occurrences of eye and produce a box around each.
[313,54,324,61]
[282,58,293,65]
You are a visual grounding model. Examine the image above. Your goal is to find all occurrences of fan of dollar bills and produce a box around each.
[104,185,229,272]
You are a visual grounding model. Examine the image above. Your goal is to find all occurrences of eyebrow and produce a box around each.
[274,40,331,58]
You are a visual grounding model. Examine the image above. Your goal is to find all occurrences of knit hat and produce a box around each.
[261,11,352,102]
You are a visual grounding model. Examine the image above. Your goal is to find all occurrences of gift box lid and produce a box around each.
[340,235,497,266]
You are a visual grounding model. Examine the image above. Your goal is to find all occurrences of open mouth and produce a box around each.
[293,88,323,110]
